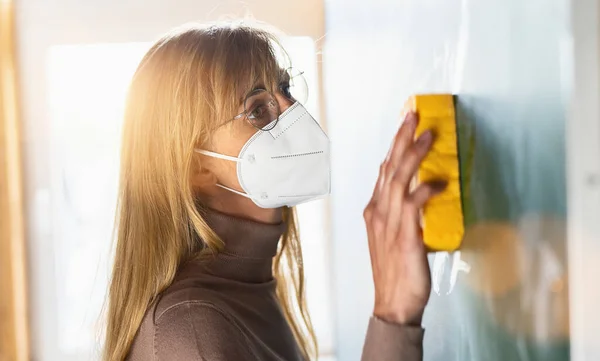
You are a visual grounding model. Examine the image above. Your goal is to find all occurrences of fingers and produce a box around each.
[386,112,418,167]
[372,112,419,213]
[365,111,442,251]
[381,129,433,238]
[409,180,447,209]
[392,130,434,189]
[399,181,447,250]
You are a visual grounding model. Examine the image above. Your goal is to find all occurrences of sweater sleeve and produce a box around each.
[361,316,425,361]
[154,302,256,361]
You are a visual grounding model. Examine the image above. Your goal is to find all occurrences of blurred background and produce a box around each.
[1,0,600,360]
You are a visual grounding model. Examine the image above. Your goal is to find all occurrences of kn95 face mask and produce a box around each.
[195,102,331,208]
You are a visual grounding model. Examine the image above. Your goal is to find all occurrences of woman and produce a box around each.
[103,22,444,361]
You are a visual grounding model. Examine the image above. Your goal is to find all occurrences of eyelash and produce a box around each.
[279,82,292,98]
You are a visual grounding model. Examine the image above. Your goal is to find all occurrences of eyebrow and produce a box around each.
[237,68,287,104]
[238,83,268,105]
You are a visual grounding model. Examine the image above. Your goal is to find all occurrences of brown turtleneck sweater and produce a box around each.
[127,209,424,361]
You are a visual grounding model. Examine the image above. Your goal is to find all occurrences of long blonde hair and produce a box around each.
[103,22,317,361]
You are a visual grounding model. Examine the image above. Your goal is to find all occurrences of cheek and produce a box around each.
[212,122,255,156]
[210,123,257,187]
[218,159,239,187]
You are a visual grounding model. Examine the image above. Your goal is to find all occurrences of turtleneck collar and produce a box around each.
[203,208,286,259]
[181,207,287,283]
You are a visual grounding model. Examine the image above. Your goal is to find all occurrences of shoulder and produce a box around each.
[156,300,233,328]
[131,298,252,361]
[153,299,256,360]
[153,260,235,322]
[154,282,226,322]
[155,300,238,338]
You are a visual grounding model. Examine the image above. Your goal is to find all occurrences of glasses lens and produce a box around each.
[279,67,308,104]
[243,89,281,130]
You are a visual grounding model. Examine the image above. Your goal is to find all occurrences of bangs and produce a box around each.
[208,25,290,128]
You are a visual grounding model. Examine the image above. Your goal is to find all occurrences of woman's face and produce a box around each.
[193,89,294,222]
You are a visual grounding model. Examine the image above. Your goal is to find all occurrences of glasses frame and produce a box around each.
[230,67,307,131]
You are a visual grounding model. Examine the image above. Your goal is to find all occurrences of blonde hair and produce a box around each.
[103,22,317,361]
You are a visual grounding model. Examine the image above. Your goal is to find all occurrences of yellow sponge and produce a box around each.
[403,94,464,252]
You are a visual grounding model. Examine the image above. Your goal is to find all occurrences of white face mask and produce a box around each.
[195,102,331,208]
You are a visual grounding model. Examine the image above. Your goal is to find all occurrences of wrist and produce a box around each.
[373,306,424,327]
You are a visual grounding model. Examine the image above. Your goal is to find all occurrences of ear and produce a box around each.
[191,159,218,191]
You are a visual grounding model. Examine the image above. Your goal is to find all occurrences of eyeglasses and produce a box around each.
[231,67,308,131]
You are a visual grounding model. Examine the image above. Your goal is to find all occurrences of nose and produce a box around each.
[274,92,294,114]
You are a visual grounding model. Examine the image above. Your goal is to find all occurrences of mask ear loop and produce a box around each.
[195,149,242,162]
[194,149,260,201]
[213,183,256,199]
